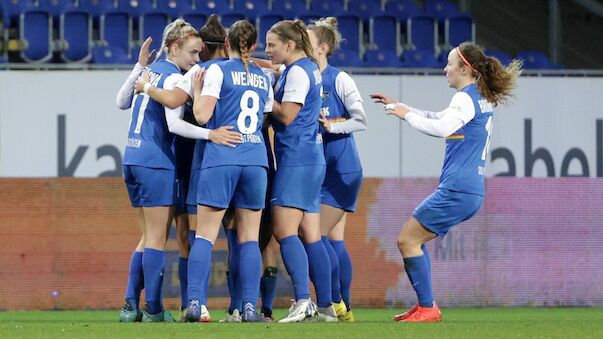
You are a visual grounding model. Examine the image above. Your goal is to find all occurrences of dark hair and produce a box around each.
[228,20,257,74]
[268,19,317,64]
[457,42,523,106]
[307,17,342,57]
[199,14,226,55]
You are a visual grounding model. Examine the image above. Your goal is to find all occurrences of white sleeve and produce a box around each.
[175,64,202,98]
[264,85,274,112]
[115,62,144,110]
[329,72,367,134]
[403,92,475,138]
[282,65,310,104]
[163,73,211,140]
[200,64,223,99]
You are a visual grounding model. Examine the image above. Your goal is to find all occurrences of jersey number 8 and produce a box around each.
[237,90,260,134]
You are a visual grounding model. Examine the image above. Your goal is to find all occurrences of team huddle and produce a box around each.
[114,11,521,324]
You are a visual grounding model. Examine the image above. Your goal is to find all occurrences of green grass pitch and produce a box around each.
[1,308,602,338]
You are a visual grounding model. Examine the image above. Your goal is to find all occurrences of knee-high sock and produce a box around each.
[238,241,262,308]
[125,251,143,309]
[422,243,432,286]
[330,240,352,311]
[187,237,213,305]
[304,240,332,308]
[142,248,165,314]
[178,257,188,308]
[322,236,341,303]
[188,230,195,248]
[260,267,277,313]
[279,235,309,301]
[403,255,433,307]
[226,229,242,312]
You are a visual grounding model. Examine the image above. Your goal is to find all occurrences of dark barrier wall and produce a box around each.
[1,178,602,310]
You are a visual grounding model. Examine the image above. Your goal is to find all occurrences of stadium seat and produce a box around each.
[157,0,194,18]
[424,0,460,22]
[484,49,512,66]
[92,45,129,64]
[139,12,169,53]
[78,0,116,18]
[100,11,133,58]
[337,15,363,55]
[516,50,552,69]
[445,14,475,48]
[297,14,321,25]
[407,15,437,54]
[116,0,155,16]
[308,0,345,17]
[38,0,77,17]
[385,0,422,21]
[60,10,92,62]
[256,14,284,49]
[195,0,231,15]
[233,0,269,21]
[183,12,207,30]
[272,0,307,19]
[345,0,385,20]
[364,49,403,67]
[330,49,363,67]
[370,15,399,53]
[400,49,440,68]
[220,13,246,28]
[19,10,53,63]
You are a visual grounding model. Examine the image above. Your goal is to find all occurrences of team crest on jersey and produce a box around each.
[321,90,330,102]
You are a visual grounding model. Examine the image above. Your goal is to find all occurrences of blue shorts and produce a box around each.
[123,165,177,207]
[321,170,363,212]
[412,188,483,237]
[186,168,200,215]
[271,165,326,213]
[197,165,267,209]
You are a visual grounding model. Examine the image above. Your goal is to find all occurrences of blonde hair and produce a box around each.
[307,17,342,57]
[156,18,199,59]
[457,42,523,106]
[228,20,257,74]
[268,20,317,64]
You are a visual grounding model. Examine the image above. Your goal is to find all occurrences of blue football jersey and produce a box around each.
[439,83,494,196]
[201,59,270,168]
[320,65,362,174]
[273,57,325,167]
[123,59,180,169]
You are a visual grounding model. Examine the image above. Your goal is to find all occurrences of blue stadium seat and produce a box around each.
[345,0,384,20]
[157,0,194,18]
[424,0,459,22]
[220,13,246,28]
[330,49,363,67]
[116,0,155,16]
[364,49,403,67]
[272,0,307,19]
[233,0,269,21]
[195,0,230,15]
[183,12,207,30]
[308,0,345,17]
[19,10,53,62]
[92,45,129,64]
[256,14,284,49]
[445,14,474,48]
[298,14,321,25]
[60,10,92,62]
[38,0,77,17]
[407,15,437,54]
[1,0,35,28]
[139,12,169,53]
[79,0,116,17]
[485,49,512,66]
[516,50,551,69]
[337,14,362,55]
[385,0,422,21]
[401,49,439,68]
[100,11,133,58]
[370,15,399,53]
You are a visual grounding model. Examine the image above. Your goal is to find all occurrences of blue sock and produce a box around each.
[226,229,242,312]
[260,267,277,314]
[238,241,262,309]
[422,244,432,286]
[403,255,433,307]
[178,257,188,308]
[125,251,143,309]
[330,240,352,311]
[142,248,165,314]
[322,236,341,303]
[279,235,310,301]
[304,240,332,308]
[188,230,196,248]
[187,237,213,305]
